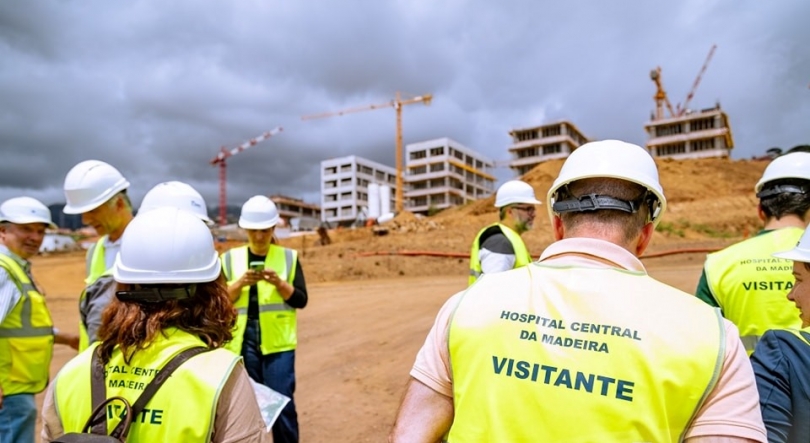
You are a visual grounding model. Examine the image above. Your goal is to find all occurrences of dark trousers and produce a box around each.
[242,319,299,443]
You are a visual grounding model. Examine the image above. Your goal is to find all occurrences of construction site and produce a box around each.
[35,153,776,441]
[20,45,808,441]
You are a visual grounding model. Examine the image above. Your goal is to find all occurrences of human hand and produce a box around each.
[261,270,283,287]
[239,270,263,288]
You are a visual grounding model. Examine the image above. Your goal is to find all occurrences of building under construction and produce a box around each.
[269,194,321,231]
[405,138,495,215]
[645,44,734,159]
[506,121,589,175]
[320,155,396,226]
[644,104,734,159]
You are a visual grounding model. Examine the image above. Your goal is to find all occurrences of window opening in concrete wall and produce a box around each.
[410,150,427,160]
[542,125,561,137]
[543,143,561,155]
[690,117,716,131]
[692,138,716,151]
[429,146,444,156]
[430,163,445,172]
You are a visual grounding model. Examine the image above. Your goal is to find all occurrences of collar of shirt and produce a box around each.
[538,237,646,273]
[102,235,123,270]
[102,235,122,249]
[0,244,32,274]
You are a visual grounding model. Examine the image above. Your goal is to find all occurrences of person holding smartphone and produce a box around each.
[220,196,308,443]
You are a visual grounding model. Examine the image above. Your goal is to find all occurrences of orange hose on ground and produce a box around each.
[354,247,721,260]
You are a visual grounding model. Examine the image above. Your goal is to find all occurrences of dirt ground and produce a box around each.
[34,249,707,442]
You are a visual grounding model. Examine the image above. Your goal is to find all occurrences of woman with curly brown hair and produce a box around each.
[40,207,270,443]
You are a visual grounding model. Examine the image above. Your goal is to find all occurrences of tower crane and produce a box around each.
[210,127,283,225]
[301,92,433,213]
[650,44,717,120]
[650,67,677,120]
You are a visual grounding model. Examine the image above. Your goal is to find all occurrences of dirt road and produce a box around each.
[33,251,704,442]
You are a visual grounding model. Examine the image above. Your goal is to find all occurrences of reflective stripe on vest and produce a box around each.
[79,237,110,352]
[221,245,297,355]
[55,328,238,442]
[448,264,724,442]
[0,253,54,395]
[704,227,803,354]
[468,223,532,286]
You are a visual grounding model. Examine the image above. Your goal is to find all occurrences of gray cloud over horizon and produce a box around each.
[1,1,808,210]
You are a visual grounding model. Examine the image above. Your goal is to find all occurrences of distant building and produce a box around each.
[48,204,83,230]
[405,138,495,215]
[645,104,734,159]
[39,233,79,253]
[507,121,589,175]
[269,195,321,231]
[320,155,396,226]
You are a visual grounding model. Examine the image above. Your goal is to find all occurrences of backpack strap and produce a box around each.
[109,347,210,439]
[89,347,110,435]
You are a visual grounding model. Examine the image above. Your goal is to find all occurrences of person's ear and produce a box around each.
[552,216,565,241]
[756,203,767,223]
[635,223,655,256]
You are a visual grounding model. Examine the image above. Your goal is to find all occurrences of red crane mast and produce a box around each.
[210,127,283,225]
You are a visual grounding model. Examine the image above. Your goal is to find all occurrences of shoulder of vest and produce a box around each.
[222,245,248,258]
[0,254,26,279]
[271,244,297,255]
[707,234,770,259]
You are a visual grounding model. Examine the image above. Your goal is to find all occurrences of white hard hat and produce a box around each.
[755,152,810,195]
[0,197,57,229]
[238,196,280,230]
[113,207,220,284]
[547,140,667,226]
[494,180,542,208]
[773,228,810,263]
[140,181,212,224]
[63,160,130,214]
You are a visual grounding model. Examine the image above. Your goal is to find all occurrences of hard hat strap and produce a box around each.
[116,284,197,303]
[756,184,808,200]
[553,193,640,214]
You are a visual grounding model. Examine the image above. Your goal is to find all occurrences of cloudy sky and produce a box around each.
[1,1,808,210]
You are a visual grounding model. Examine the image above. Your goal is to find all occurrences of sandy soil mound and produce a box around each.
[273,156,770,282]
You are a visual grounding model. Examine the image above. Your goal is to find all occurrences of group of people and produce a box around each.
[0,160,308,442]
[3,139,810,442]
[392,141,810,442]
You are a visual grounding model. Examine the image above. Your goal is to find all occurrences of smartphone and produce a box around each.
[249,261,265,272]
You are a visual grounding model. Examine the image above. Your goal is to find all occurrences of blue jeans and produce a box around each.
[0,393,36,443]
[242,319,299,443]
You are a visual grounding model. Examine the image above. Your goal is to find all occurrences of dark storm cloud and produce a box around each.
[0,0,808,209]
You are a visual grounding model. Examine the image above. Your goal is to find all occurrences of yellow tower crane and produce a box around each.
[302,92,433,213]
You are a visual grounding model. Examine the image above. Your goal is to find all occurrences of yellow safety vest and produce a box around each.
[469,223,532,285]
[0,253,54,395]
[55,328,238,443]
[448,264,724,442]
[79,237,109,351]
[704,227,803,353]
[221,245,298,355]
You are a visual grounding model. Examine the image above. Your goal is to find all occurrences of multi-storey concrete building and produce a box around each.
[320,155,396,226]
[645,104,734,159]
[405,138,495,215]
[506,121,589,176]
[269,194,321,231]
